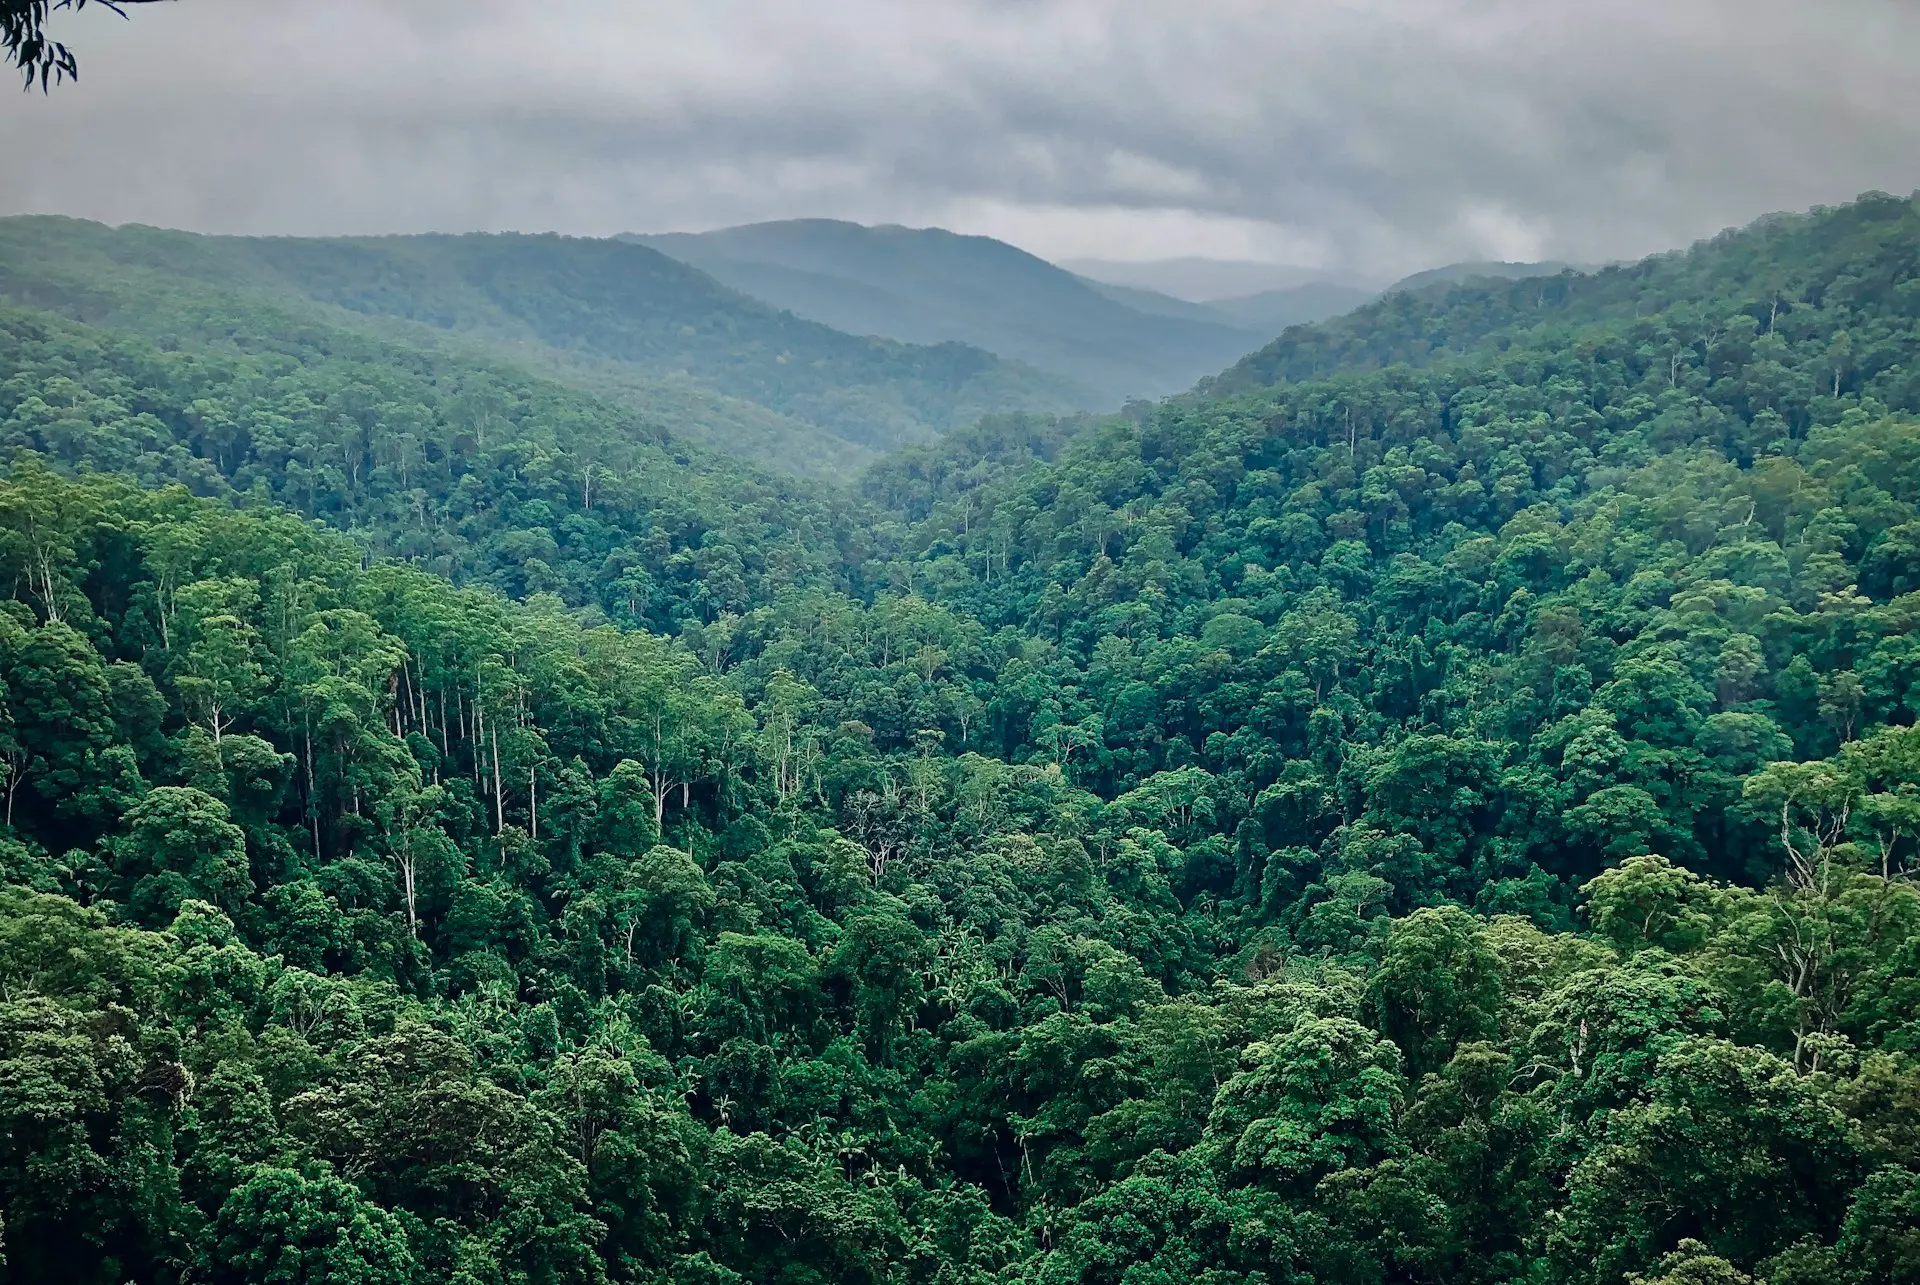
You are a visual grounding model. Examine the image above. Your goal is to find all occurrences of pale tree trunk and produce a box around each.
[304,710,320,860]
[395,848,418,937]
[491,724,504,835]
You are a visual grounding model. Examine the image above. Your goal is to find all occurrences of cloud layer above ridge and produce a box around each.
[4,0,1918,277]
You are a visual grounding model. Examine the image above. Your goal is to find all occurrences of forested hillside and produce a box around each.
[0,295,887,626]
[1071,263,1562,338]
[630,220,1263,403]
[1376,259,1582,297]
[4,194,1920,1285]
[0,217,1081,473]
[1209,197,1915,397]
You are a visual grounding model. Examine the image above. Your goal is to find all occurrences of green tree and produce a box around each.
[829,906,931,1061]
[1205,1017,1406,1193]
[1366,906,1503,1078]
[1554,1038,1861,1282]
[111,786,252,922]
[196,1165,417,1285]
[1584,855,1721,955]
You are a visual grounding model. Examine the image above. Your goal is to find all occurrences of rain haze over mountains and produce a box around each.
[7,2,1918,271]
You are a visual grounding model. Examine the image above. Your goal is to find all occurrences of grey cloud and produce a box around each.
[2,0,1917,277]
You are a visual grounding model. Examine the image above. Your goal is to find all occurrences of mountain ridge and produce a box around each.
[625,218,1269,404]
[1058,254,1359,300]
[0,215,1083,474]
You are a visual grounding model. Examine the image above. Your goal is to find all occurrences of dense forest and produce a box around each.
[3,193,1920,1285]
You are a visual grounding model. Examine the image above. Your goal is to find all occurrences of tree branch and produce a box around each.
[4,0,171,91]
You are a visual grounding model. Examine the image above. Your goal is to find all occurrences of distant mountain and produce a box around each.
[1072,276,1239,324]
[629,220,1266,403]
[1067,260,1581,342]
[1202,281,1378,332]
[0,217,1084,473]
[1074,276,1376,337]
[1069,255,1590,318]
[1060,256,1361,302]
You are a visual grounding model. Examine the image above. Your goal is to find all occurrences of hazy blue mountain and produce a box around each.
[0,217,1084,472]
[1078,276,1376,337]
[628,220,1266,403]
[1059,255,1360,301]
[1072,275,1241,324]
[1069,255,1586,318]
[1202,281,1378,331]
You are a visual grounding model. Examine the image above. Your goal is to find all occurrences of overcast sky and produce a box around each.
[4,0,1918,279]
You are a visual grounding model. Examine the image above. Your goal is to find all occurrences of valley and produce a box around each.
[3,186,1920,1285]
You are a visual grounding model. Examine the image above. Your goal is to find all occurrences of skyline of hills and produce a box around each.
[626,219,1586,400]
[0,209,1673,481]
